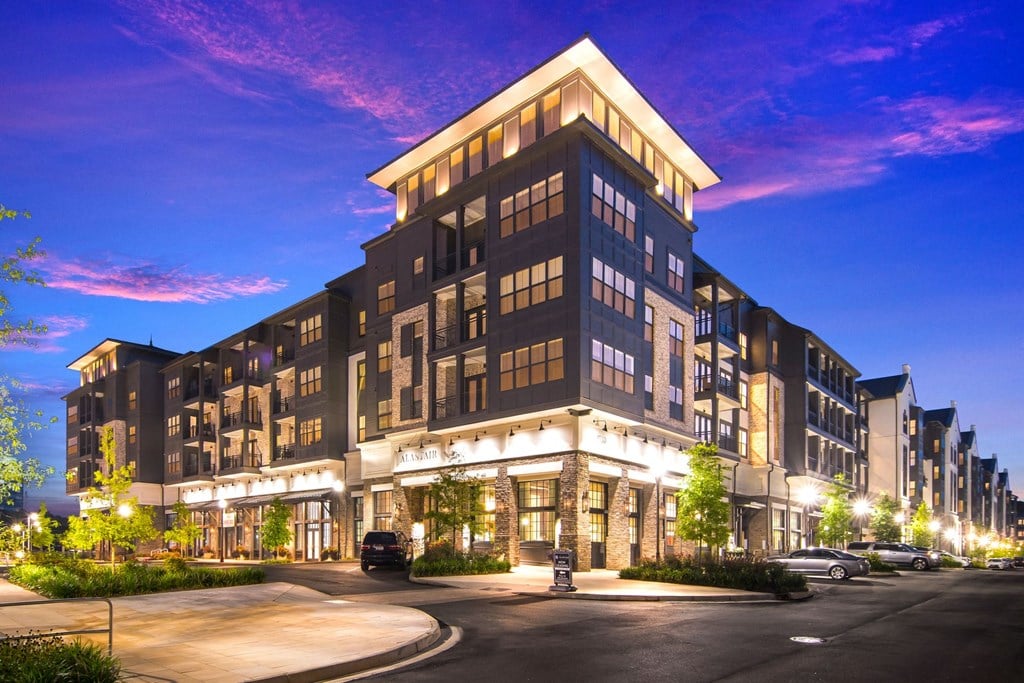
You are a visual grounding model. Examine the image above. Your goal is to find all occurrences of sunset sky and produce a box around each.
[3,1,1022,514]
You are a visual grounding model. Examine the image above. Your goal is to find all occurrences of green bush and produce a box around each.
[411,541,511,577]
[940,555,964,568]
[618,556,807,594]
[0,634,120,683]
[9,558,264,599]
[863,552,897,573]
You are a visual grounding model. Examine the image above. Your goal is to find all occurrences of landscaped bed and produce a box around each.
[9,556,265,599]
[0,634,120,683]
[410,541,511,577]
[619,556,807,594]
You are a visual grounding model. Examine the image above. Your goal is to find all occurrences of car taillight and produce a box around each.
[361,544,370,551]
[386,544,401,550]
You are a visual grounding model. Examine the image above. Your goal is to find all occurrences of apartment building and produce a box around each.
[958,425,980,529]
[858,365,919,513]
[63,340,180,533]
[922,403,961,532]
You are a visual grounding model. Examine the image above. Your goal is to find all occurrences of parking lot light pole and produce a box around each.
[218,499,228,563]
[651,458,665,564]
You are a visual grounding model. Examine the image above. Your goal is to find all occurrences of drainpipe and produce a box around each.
[784,475,793,552]
[731,461,740,550]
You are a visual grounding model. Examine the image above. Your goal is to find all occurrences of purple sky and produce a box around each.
[3,1,1022,515]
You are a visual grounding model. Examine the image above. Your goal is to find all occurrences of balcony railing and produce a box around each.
[433,395,459,420]
[808,412,820,427]
[221,410,263,429]
[274,348,295,367]
[434,253,456,280]
[694,375,714,393]
[183,452,213,478]
[187,424,215,440]
[434,324,457,352]
[717,321,737,342]
[273,393,295,414]
[695,430,713,443]
[717,433,737,453]
[184,380,217,401]
[220,452,261,470]
[717,377,738,400]
[272,443,296,462]
[461,241,485,268]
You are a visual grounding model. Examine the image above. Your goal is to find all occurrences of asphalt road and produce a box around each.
[276,565,1024,683]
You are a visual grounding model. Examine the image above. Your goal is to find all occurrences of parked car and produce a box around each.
[360,530,413,571]
[939,551,970,568]
[846,541,938,570]
[1013,557,1024,568]
[986,557,1013,570]
[767,547,870,580]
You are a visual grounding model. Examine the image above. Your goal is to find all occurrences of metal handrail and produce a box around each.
[0,596,113,655]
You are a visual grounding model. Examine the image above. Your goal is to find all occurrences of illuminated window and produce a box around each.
[644,305,653,342]
[468,136,483,177]
[739,333,748,361]
[358,310,366,337]
[299,417,322,446]
[299,366,322,397]
[421,165,435,203]
[739,429,749,457]
[435,157,450,196]
[590,339,635,393]
[67,405,78,424]
[667,252,685,294]
[499,172,564,238]
[450,148,464,187]
[499,338,564,391]
[167,451,181,475]
[591,258,636,318]
[167,376,181,399]
[500,257,563,314]
[542,89,560,136]
[128,425,136,445]
[300,314,322,346]
[167,415,180,437]
[67,436,78,456]
[487,124,503,167]
[374,490,393,530]
[591,174,636,241]
[669,319,684,357]
[518,480,557,541]
[377,399,392,430]
[644,235,654,273]
[739,380,749,410]
[413,256,424,276]
[406,173,420,215]
[378,341,392,374]
[377,280,395,315]
[358,415,366,443]
[519,104,536,149]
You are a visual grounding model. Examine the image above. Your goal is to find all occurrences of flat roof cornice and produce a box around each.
[367,36,720,192]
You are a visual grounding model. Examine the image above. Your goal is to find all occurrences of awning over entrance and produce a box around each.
[277,488,335,504]
[185,500,222,511]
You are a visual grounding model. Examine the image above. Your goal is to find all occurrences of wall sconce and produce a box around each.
[538,420,552,431]
[580,489,590,513]
[475,431,485,442]
[593,419,608,432]
[634,432,648,444]
[398,445,403,452]
[418,438,424,449]
[508,425,521,437]
[449,435,458,446]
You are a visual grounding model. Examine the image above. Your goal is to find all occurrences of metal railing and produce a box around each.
[0,597,113,655]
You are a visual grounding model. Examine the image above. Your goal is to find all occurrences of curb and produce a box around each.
[248,618,441,683]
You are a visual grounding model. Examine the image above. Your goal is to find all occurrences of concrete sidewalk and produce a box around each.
[0,564,788,682]
[411,563,783,602]
[0,577,439,683]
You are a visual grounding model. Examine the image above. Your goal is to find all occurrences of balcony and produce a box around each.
[221,409,263,430]
[272,443,296,463]
[434,253,456,280]
[717,433,737,453]
[273,393,295,414]
[187,424,216,440]
[461,241,485,268]
[182,451,214,480]
[717,377,738,400]
[274,348,295,367]
[808,412,820,427]
[433,395,459,421]
[434,324,457,352]
[184,379,217,402]
[220,450,261,473]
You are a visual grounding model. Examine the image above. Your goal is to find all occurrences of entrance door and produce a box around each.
[628,488,641,566]
[463,373,486,413]
[306,526,321,561]
[589,482,608,569]
[464,305,486,341]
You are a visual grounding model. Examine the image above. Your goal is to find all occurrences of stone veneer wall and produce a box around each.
[644,289,696,437]
[391,303,429,428]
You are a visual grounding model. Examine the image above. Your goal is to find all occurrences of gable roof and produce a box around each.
[858,374,908,398]
[923,407,956,428]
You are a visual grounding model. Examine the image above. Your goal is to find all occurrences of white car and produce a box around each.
[986,557,1013,570]
[940,551,970,568]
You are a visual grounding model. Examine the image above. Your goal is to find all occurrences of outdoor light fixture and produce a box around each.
[929,520,941,533]
[117,503,132,518]
[593,419,608,432]
[538,420,552,431]
[508,425,520,437]
[650,457,666,564]
[218,498,228,563]
[474,431,484,442]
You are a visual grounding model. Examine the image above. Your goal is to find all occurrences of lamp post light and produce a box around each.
[218,498,228,563]
[796,487,819,548]
[27,512,39,554]
[928,519,942,550]
[853,499,872,542]
[650,457,665,564]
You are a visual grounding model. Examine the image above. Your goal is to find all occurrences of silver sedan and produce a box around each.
[768,547,871,580]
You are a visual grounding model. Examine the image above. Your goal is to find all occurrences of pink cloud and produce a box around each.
[828,46,898,65]
[3,314,91,354]
[889,95,1024,156]
[40,255,286,303]
[908,16,965,48]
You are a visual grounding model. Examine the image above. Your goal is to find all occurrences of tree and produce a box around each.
[261,498,292,559]
[674,443,730,565]
[163,500,203,557]
[910,502,935,548]
[0,522,22,560]
[77,427,159,564]
[0,203,54,505]
[869,493,901,542]
[29,502,57,550]
[817,474,854,548]
[423,467,483,553]
[62,514,98,555]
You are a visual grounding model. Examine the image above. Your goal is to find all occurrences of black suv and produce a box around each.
[360,530,413,570]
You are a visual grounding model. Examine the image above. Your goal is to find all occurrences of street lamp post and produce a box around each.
[218,499,228,563]
[853,499,872,542]
[26,512,38,554]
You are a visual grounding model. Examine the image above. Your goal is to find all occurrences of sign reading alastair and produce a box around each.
[550,549,577,592]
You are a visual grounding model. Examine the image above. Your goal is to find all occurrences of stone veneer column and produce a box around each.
[606,473,631,569]
[392,482,412,539]
[642,482,658,560]
[559,451,591,571]
[493,466,518,565]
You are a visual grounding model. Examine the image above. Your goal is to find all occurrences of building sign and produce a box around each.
[550,549,576,592]
[398,447,444,466]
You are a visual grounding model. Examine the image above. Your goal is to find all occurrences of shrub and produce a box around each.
[940,555,964,568]
[863,552,897,573]
[0,634,121,683]
[411,541,511,577]
[618,556,807,594]
[9,558,264,598]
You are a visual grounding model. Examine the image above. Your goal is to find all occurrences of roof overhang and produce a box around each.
[67,339,121,371]
[367,36,720,192]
